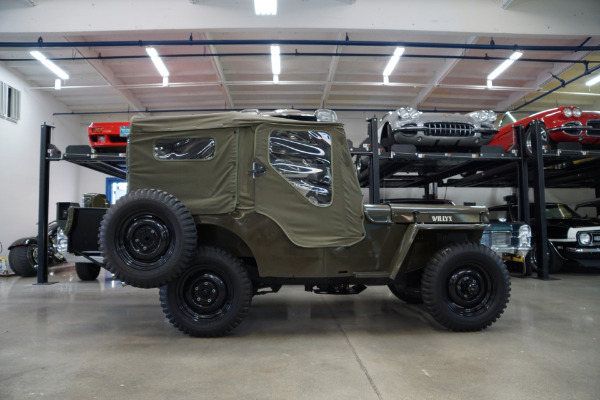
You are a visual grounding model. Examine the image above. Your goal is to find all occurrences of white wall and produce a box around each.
[0,63,107,259]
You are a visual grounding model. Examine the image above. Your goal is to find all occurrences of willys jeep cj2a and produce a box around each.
[65,112,510,337]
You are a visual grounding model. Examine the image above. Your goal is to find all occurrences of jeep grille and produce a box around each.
[423,122,475,137]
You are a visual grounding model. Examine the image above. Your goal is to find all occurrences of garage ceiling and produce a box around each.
[1,0,599,120]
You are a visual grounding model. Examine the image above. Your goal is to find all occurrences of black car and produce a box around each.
[488,203,600,272]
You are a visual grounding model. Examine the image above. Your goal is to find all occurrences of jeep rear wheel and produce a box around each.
[421,242,510,331]
[160,247,252,337]
[99,189,197,288]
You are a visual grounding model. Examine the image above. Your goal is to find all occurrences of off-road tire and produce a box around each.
[421,242,510,331]
[160,247,253,337]
[99,189,197,288]
[75,262,101,281]
[8,240,37,277]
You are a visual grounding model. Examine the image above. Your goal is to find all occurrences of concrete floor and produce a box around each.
[0,265,598,400]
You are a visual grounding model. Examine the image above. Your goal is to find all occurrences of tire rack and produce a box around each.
[351,118,600,280]
[36,124,126,284]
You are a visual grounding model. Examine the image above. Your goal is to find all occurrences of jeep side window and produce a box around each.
[269,130,332,207]
[154,138,215,160]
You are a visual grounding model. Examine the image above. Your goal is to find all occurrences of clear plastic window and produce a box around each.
[154,138,215,160]
[269,130,332,206]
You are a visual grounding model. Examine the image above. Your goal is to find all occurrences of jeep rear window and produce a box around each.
[269,130,332,207]
[154,138,215,160]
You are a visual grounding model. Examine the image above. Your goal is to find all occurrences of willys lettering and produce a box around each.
[432,215,453,222]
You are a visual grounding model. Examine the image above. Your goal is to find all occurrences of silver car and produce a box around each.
[378,107,498,152]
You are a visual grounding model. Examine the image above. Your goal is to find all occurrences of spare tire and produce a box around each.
[99,189,197,288]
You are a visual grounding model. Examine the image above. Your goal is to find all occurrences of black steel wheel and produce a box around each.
[160,247,252,337]
[8,239,37,277]
[421,242,510,331]
[99,189,197,288]
[75,262,102,281]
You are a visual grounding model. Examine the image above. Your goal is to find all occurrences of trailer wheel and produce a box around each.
[160,247,252,337]
[8,240,38,277]
[99,189,197,288]
[75,262,101,281]
[421,242,510,331]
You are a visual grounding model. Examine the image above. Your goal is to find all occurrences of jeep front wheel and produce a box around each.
[160,247,253,337]
[421,242,510,331]
[99,189,197,288]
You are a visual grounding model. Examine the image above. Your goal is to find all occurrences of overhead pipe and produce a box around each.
[1,52,596,66]
[1,38,599,52]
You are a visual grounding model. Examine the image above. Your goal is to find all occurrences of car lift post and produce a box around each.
[36,124,57,285]
[367,118,380,204]
[530,120,549,280]
[515,125,531,275]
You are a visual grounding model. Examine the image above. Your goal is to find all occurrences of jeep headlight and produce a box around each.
[578,232,592,245]
[315,109,338,122]
[572,107,582,118]
[518,224,532,247]
[563,108,573,118]
[396,107,420,120]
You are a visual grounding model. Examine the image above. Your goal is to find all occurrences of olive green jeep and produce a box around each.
[68,111,510,337]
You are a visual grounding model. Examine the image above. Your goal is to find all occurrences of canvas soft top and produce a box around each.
[127,112,365,248]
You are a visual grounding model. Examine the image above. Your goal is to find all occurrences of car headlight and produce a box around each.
[578,232,592,245]
[469,110,496,122]
[57,228,69,253]
[315,109,338,122]
[396,107,419,120]
[563,108,573,118]
[572,107,582,118]
[518,224,532,247]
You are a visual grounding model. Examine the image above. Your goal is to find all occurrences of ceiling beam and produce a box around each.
[202,32,235,109]
[65,36,148,116]
[320,33,344,108]
[410,36,479,109]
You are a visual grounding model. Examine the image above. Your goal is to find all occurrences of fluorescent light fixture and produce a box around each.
[54,78,61,90]
[383,47,405,77]
[273,74,279,84]
[255,0,277,15]
[271,45,281,75]
[30,51,69,80]
[586,74,600,87]
[383,76,390,85]
[487,79,493,88]
[162,76,169,87]
[487,51,522,81]
[145,47,170,77]
[505,112,517,123]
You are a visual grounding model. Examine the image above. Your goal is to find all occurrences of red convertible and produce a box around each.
[489,106,600,154]
[88,121,130,153]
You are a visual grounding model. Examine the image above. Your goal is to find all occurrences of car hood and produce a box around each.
[547,218,600,240]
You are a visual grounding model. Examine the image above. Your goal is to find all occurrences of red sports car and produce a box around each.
[88,121,130,153]
[489,106,600,154]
